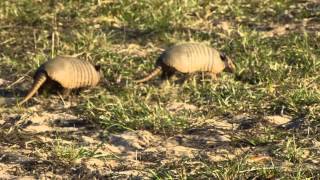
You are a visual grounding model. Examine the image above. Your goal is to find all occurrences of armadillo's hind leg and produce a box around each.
[38,79,60,95]
[160,66,176,81]
[158,66,175,87]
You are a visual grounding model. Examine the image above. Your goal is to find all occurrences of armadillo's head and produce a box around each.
[94,65,104,79]
[94,64,109,85]
[220,52,236,73]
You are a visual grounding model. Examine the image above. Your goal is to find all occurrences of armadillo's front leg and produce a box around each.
[209,73,218,80]
[60,88,74,107]
[180,73,194,84]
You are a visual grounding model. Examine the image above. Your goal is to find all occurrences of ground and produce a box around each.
[0,0,320,179]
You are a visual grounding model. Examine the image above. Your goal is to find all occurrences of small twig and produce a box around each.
[57,93,67,107]
[0,25,16,29]
[6,69,33,89]
[238,166,279,173]
[6,76,25,89]
[0,38,15,45]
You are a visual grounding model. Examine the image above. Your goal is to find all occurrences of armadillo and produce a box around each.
[18,56,101,105]
[135,43,236,83]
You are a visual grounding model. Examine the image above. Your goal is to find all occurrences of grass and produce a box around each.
[0,0,320,179]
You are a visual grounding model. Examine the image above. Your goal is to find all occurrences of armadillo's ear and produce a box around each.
[220,52,227,61]
[94,65,101,71]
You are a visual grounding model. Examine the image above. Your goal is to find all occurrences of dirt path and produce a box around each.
[0,103,250,179]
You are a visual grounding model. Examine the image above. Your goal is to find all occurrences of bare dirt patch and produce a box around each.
[0,108,265,179]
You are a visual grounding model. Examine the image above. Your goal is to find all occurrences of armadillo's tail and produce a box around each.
[18,73,47,106]
[134,66,162,83]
